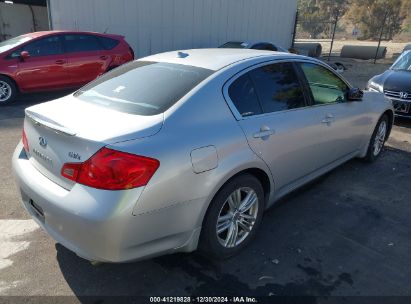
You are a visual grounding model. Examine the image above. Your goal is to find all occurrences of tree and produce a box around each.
[298,0,348,38]
[401,0,411,33]
[347,0,407,40]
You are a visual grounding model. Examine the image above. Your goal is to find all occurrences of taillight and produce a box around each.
[22,129,29,153]
[61,147,159,190]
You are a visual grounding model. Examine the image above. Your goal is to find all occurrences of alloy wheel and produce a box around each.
[216,187,259,248]
[373,120,387,156]
[0,80,12,103]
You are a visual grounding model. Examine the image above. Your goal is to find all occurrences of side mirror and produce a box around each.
[20,51,30,61]
[347,87,363,101]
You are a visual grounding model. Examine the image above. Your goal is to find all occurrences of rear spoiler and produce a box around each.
[25,110,77,136]
[103,33,125,39]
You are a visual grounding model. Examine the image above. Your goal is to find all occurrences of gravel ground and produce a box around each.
[296,39,409,59]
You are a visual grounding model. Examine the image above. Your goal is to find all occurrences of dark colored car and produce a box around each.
[0,30,134,105]
[219,41,289,52]
[367,50,411,118]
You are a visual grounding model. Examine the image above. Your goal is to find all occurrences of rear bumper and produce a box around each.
[12,143,202,262]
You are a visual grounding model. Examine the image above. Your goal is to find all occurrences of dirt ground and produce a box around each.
[296,39,409,59]
[328,57,391,89]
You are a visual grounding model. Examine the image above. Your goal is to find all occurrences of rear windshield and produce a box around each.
[75,61,213,115]
[219,41,250,49]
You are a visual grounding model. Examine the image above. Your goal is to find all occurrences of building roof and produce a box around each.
[18,30,124,39]
[141,48,293,71]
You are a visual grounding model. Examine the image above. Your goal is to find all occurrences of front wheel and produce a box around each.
[0,76,17,105]
[364,114,389,162]
[199,174,265,259]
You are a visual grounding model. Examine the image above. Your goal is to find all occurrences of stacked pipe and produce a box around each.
[340,45,387,60]
[294,43,322,58]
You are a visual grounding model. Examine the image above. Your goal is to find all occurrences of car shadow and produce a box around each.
[394,116,411,129]
[55,147,411,298]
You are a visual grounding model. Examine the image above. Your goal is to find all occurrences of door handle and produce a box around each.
[55,59,66,65]
[253,126,274,138]
[100,55,109,60]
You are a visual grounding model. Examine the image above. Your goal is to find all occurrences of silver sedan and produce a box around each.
[13,49,394,262]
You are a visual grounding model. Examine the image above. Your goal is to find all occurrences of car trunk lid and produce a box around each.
[23,95,163,190]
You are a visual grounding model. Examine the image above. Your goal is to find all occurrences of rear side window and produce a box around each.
[300,63,348,105]
[63,34,103,53]
[98,36,120,50]
[228,74,262,117]
[75,61,213,116]
[249,63,305,113]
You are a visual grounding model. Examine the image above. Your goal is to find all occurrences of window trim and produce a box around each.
[222,58,313,120]
[291,61,318,108]
[295,60,353,108]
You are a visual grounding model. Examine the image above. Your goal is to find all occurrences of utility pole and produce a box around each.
[292,11,299,48]
[328,9,339,61]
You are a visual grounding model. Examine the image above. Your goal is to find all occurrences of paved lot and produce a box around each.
[0,62,410,298]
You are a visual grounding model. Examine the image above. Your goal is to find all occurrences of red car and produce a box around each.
[0,30,134,105]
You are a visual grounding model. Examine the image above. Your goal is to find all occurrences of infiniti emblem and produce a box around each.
[39,136,47,147]
[400,92,409,99]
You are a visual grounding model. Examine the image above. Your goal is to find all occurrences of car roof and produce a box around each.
[141,48,299,71]
[17,30,123,39]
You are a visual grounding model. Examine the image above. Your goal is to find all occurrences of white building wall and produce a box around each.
[49,0,297,58]
[0,3,49,41]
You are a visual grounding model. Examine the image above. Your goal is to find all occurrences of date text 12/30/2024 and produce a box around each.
[149,297,258,303]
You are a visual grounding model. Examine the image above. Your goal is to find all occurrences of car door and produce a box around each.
[14,35,69,91]
[63,34,109,86]
[297,62,370,162]
[224,61,338,191]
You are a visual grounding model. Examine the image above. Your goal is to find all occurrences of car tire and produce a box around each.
[364,114,389,162]
[199,174,265,259]
[0,75,17,106]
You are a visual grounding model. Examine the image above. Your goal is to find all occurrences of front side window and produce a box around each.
[300,63,349,105]
[249,62,305,113]
[63,34,103,53]
[228,74,262,117]
[75,61,213,116]
[12,36,63,57]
